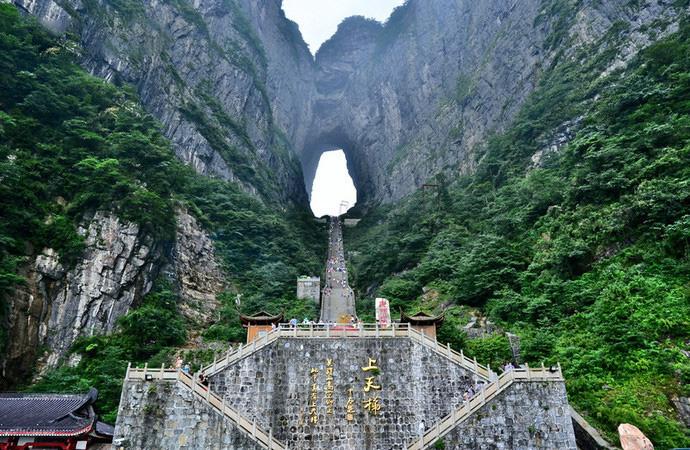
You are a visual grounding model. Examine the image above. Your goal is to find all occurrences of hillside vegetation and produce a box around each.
[347,16,690,448]
[0,5,323,421]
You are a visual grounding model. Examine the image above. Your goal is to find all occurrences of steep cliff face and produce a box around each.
[14,0,314,203]
[20,0,684,205]
[3,212,160,385]
[2,208,229,387]
[304,0,686,203]
[173,209,225,325]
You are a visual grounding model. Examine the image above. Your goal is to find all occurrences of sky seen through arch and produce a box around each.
[310,150,357,217]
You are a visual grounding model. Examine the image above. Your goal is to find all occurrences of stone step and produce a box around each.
[405,366,565,450]
[125,366,286,449]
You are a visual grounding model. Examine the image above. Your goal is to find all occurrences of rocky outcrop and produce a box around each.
[2,212,161,386]
[9,0,73,33]
[173,210,225,325]
[1,207,228,388]
[302,0,688,204]
[673,395,690,427]
[17,0,686,207]
[618,423,654,450]
[14,0,314,204]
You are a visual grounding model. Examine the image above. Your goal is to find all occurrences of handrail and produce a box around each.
[405,326,491,380]
[405,366,564,450]
[202,326,283,376]
[201,323,493,380]
[126,366,286,450]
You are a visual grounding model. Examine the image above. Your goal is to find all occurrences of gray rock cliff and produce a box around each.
[1,209,229,387]
[173,209,225,325]
[3,211,160,385]
[14,0,314,204]
[303,0,687,203]
[17,0,685,205]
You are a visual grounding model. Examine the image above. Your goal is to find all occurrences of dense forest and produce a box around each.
[347,15,690,447]
[0,5,323,422]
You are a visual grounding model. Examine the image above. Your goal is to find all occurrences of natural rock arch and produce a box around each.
[300,130,371,208]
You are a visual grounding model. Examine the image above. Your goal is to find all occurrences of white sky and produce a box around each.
[310,150,357,217]
[282,0,406,53]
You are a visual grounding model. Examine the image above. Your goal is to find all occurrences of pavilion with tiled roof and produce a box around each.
[240,310,283,343]
[0,388,113,450]
[399,310,445,339]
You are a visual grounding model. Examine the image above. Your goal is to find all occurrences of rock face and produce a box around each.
[672,395,690,427]
[9,0,72,33]
[173,209,225,325]
[1,209,229,387]
[303,0,687,204]
[13,0,314,204]
[2,212,160,386]
[17,0,687,207]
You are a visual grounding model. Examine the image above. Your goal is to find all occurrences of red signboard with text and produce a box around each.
[375,298,391,328]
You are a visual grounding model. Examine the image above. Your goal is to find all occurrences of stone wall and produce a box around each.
[209,337,474,448]
[296,277,321,304]
[114,337,577,449]
[113,379,262,450]
[208,337,481,449]
[441,381,577,449]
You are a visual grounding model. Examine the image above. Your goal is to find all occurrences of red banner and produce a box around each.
[375,298,391,328]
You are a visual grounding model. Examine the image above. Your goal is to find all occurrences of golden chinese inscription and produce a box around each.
[325,358,335,415]
[363,376,381,392]
[361,357,383,416]
[362,395,382,415]
[309,367,319,424]
[346,388,355,421]
[361,358,378,372]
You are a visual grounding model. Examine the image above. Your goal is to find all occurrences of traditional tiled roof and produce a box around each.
[94,420,114,438]
[240,310,283,325]
[399,310,445,326]
[0,388,98,437]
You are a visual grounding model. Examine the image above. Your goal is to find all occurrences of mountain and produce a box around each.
[0,1,324,393]
[304,0,685,203]
[12,0,315,203]
[1,0,689,445]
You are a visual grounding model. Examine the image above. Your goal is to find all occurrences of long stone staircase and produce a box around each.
[127,331,567,450]
[125,365,287,449]
[116,213,577,448]
[320,217,355,322]
[194,322,569,449]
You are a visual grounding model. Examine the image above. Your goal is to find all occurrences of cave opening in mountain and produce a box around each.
[309,149,357,217]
